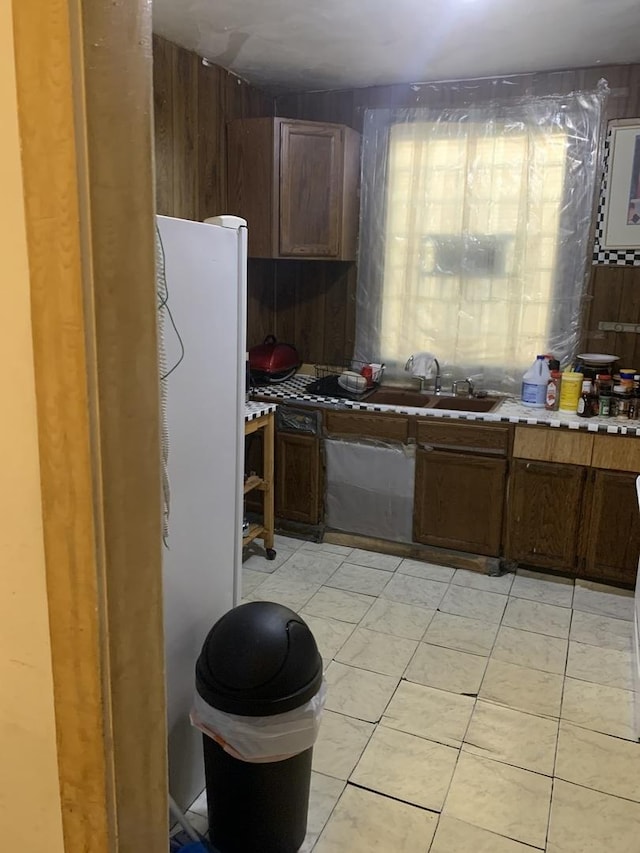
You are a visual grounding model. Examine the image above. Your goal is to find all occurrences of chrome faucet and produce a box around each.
[452,378,475,397]
[405,355,442,394]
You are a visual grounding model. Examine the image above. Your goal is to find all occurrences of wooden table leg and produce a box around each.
[263,412,275,553]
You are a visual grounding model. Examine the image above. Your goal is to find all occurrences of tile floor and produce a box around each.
[188,537,640,852]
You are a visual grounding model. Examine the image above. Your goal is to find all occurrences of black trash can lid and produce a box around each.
[195,601,323,716]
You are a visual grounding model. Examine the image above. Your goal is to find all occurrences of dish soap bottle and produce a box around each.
[522,355,550,408]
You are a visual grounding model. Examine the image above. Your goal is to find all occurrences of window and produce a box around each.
[355,94,605,393]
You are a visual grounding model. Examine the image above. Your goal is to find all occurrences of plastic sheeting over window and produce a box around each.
[355,83,608,394]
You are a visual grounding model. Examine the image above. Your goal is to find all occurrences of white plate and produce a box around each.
[576,353,619,365]
[338,371,366,393]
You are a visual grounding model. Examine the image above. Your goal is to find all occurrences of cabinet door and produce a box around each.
[279,122,343,258]
[506,460,585,570]
[583,470,640,585]
[275,432,320,524]
[414,449,507,557]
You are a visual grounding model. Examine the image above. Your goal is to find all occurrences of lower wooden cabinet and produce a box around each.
[506,460,586,571]
[275,432,321,524]
[414,449,507,557]
[583,469,640,585]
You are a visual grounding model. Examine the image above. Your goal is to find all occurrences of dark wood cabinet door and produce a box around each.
[275,432,321,524]
[583,470,640,585]
[414,449,507,557]
[279,122,342,258]
[506,460,585,570]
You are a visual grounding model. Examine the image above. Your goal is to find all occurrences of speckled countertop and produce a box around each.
[253,373,640,436]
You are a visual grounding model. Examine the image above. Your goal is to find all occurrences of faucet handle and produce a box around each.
[452,378,475,397]
[404,355,414,371]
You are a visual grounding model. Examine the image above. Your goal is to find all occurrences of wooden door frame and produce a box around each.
[12,1,167,851]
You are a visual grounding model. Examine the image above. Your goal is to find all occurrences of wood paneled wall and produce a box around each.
[154,38,640,369]
[277,64,640,367]
[152,35,358,363]
[274,261,357,365]
[152,35,278,351]
[153,34,273,220]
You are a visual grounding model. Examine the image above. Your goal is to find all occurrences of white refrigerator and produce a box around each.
[635,478,640,740]
[156,214,247,808]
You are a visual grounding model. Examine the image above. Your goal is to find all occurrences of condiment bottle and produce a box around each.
[545,359,561,411]
[577,380,594,418]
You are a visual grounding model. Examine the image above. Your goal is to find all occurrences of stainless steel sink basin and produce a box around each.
[364,388,433,407]
[429,396,502,413]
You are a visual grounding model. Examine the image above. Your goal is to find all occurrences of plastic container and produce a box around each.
[193,601,324,853]
[522,355,550,408]
[558,371,584,413]
[545,359,561,411]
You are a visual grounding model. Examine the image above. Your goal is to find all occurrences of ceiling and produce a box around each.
[152,0,640,93]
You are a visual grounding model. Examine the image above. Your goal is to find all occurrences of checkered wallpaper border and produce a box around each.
[592,130,640,266]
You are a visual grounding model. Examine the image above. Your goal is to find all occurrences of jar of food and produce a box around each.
[612,385,630,417]
[595,373,613,395]
[619,369,635,391]
[599,392,611,417]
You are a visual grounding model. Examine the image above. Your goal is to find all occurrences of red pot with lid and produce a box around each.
[249,335,301,384]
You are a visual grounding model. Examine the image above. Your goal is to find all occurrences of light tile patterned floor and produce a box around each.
[190,538,639,852]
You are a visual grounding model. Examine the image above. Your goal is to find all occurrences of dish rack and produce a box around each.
[314,361,384,383]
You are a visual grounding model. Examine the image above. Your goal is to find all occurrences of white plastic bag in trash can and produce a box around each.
[190,679,327,763]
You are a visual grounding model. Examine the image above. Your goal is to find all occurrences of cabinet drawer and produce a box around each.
[416,420,510,455]
[592,435,640,474]
[324,410,409,442]
[513,426,593,466]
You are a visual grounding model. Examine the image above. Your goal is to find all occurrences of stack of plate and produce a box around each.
[337,371,367,394]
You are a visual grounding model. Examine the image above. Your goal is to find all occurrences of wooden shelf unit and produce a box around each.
[243,411,275,556]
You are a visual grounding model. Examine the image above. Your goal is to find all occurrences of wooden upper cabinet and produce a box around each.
[506,460,586,571]
[227,117,361,260]
[582,469,640,585]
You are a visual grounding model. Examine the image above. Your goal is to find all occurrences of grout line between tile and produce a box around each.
[345,779,445,815]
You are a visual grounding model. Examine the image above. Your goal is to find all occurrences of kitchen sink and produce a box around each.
[362,388,502,412]
[364,388,433,407]
[429,396,502,413]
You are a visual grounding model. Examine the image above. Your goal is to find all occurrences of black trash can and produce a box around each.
[194,601,324,853]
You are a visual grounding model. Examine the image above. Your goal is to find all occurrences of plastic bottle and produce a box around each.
[545,359,561,411]
[522,355,550,408]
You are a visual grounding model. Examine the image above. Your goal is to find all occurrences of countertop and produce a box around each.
[244,400,277,422]
[252,373,640,436]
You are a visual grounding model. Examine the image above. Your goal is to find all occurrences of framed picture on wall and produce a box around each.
[601,118,640,250]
